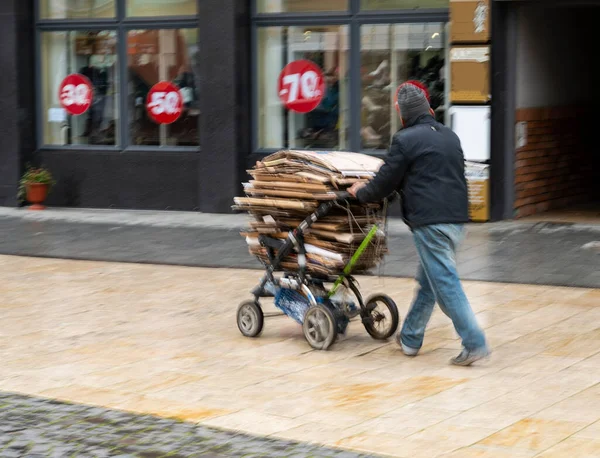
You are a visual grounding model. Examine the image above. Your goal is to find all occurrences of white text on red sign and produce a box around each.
[279,71,322,103]
[147,91,182,116]
[60,84,91,107]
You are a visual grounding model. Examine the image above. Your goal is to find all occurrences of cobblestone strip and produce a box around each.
[0,392,377,458]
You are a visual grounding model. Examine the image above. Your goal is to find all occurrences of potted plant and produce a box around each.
[18,165,55,210]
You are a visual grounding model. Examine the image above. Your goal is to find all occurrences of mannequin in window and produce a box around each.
[80,49,109,142]
[99,59,117,144]
[368,59,390,88]
[300,69,339,147]
[174,63,198,110]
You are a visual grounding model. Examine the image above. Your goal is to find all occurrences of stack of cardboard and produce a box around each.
[233,150,388,275]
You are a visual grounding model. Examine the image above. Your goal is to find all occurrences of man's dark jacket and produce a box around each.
[356,114,469,229]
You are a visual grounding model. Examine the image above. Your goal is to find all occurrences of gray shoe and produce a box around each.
[451,347,490,366]
[395,333,419,356]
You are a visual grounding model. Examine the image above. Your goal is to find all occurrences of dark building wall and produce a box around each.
[42,151,200,210]
[198,0,250,213]
[36,0,251,213]
[0,0,35,206]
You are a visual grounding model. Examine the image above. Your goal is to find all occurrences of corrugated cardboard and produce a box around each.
[466,162,490,222]
[450,0,491,43]
[450,46,491,103]
[234,150,388,275]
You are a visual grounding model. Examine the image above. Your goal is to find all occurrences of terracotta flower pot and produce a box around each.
[25,183,49,210]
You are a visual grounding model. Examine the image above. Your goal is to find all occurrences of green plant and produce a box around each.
[18,165,56,201]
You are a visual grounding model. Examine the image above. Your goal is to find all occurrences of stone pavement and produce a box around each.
[1,255,599,457]
[0,207,599,288]
[0,392,368,458]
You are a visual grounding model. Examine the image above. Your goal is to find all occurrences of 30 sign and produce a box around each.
[59,74,93,115]
[278,60,325,113]
[146,81,184,124]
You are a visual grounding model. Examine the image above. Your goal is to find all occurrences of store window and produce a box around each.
[128,29,199,146]
[360,23,446,150]
[257,26,348,150]
[361,0,448,9]
[37,0,200,149]
[127,0,197,17]
[257,0,347,13]
[41,30,118,146]
[39,0,115,19]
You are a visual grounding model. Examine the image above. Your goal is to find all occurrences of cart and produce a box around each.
[236,192,400,350]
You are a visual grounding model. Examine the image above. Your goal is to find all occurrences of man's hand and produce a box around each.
[347,182,366,197]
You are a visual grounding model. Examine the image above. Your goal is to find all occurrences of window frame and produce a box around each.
[35,0,200,152]
[251,0,449,155]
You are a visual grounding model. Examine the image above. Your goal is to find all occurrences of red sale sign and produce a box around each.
[59,74,93,115]
[278,60,325,113]
[146,81,184,124]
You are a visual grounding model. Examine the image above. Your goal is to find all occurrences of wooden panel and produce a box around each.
[450,46,490,103]
[450,0,491,44]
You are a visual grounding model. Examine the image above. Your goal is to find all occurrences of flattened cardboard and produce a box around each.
[235,150,388,275]
[450,0,490,43]
[466,162,490,222]
[250,180,330,192]
[450,46,491,103]
[468,179,490,222]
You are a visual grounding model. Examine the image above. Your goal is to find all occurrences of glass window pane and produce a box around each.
[128,29,199,147]
[127,0,197,16]
[41,31,118,146]
[39,0,115,19]
[257,0,347,13]
[257,26,349,150]
[360,23,446,151]
[361,0,448,9]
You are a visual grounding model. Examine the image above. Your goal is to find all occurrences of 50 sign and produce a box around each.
[59,74,93,115]
[146,81,184,124]
[278,60,325,114]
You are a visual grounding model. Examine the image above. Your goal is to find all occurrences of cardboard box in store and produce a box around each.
[466,161,490,222]
[450,46,490,103]
[450,0,491,43]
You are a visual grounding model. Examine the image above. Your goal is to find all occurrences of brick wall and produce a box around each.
[514,106,594,218]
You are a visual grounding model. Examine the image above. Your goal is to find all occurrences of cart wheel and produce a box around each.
[363,294,399,340]
[303,304,337,351]
[237,301,264,338]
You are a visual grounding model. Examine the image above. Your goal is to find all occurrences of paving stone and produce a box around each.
[0,216,598,287]
[1,451,26,458]
[0,250,598,457]
[0,393,373,458]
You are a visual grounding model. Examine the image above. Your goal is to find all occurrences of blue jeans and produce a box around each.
[400,224,487,352]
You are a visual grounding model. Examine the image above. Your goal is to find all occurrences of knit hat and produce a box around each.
[395,82,432,121]
[405,80,430,102]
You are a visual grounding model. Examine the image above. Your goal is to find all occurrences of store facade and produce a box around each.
[2,0,516,218]
[1,0,250,213]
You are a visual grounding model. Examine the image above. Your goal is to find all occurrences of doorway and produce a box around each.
[512,2,600,223]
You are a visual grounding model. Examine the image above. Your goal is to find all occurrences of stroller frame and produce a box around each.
[237,193,400,350]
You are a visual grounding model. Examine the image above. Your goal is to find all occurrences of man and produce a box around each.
[348,82,489,366]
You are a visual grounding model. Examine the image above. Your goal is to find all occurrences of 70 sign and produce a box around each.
[278,60,325,114]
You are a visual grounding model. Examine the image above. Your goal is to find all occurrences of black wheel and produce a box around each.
[303,304,338,350]
[363,294,399,340]
[237,300,264,338]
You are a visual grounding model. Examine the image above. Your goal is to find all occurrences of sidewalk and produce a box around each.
[1,255,599,457]
[0,207,599,288]
[3,206,600,234]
